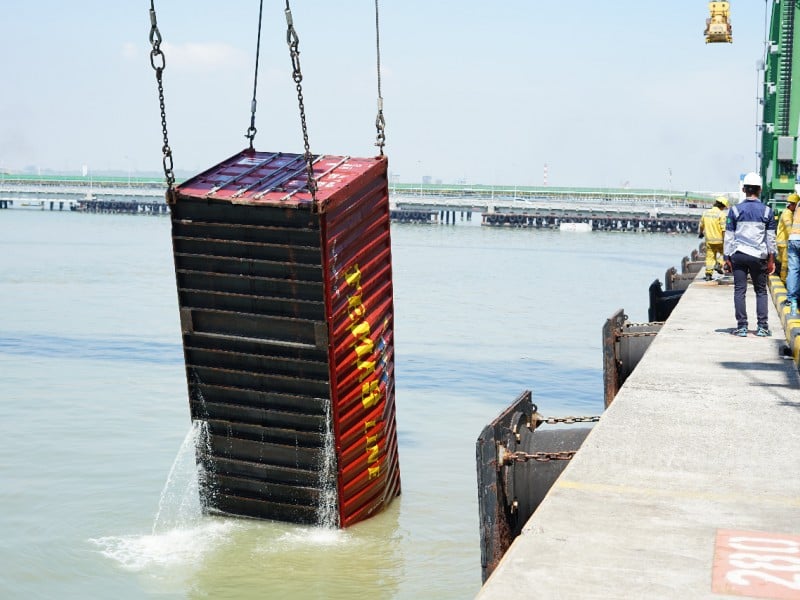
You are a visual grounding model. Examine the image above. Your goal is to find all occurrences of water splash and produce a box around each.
[265,525,349,551]
[316,398,339,528]
[152,420,205,533]
[90,520,237,572]
[90,420,238,572]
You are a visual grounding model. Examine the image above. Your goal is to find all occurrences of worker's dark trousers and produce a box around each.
[731,251,769,329]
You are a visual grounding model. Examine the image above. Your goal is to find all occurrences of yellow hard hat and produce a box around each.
[788,193,800,205]
[715,196,729,207]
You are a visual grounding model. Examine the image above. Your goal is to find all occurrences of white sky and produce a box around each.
[0,1,771,192]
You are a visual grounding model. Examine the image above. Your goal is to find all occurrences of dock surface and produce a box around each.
[477,277,800,599]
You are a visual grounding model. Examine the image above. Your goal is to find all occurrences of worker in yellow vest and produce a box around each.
[698,196,729,281]
[776,194,798,283]
[786,187,800,315]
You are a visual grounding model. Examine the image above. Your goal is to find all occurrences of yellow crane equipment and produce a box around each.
[705,1,733,43]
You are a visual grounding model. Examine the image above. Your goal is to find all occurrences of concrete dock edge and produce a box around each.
[476,272,800,599]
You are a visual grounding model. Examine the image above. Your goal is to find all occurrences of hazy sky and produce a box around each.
[0,1,772,192]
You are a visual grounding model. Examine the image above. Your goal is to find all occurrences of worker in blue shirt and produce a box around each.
[723,172,777,337]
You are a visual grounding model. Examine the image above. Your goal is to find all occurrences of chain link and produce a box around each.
[284,2,317,201]
[534,415,601,425]
[504,450,577,463]
[619,331,659,338]
[148,1,176,202]
[619,322,661,339]
[374,0,386,154]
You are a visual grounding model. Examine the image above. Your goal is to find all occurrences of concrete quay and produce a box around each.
[477,275,800,599]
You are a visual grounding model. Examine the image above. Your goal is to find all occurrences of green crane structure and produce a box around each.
[760,0,800,211]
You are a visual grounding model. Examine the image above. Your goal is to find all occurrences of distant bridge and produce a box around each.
[390,182,719,209]
[0,173,721,217]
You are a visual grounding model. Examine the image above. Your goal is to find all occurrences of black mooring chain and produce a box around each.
[148,0,176,204]
[503,450,577,463]
[534,415,602,426]
[498,413,601,464]
[284,1,317,201]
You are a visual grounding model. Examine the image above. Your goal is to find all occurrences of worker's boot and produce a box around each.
[704,272,713,281]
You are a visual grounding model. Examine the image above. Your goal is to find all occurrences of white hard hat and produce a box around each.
[742,172,762,188]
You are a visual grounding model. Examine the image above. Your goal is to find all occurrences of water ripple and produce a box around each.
[0,331,183,364]
[397,353,602,409]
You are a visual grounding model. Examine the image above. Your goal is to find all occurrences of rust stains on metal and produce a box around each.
[476,391,594,582]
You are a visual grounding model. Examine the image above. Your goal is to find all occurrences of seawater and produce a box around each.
[0,209,695,599]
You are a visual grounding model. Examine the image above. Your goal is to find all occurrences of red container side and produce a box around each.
[316,153,401,527]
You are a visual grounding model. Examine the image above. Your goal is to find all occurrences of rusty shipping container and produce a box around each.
[170,149,401,527]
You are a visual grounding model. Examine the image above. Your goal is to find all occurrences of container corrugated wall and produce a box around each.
[171,149,401,527]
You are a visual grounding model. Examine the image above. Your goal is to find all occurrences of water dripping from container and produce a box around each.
[316,398,339,528]
[152,420,207,533]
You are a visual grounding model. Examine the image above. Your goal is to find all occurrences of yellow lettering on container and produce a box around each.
[356,359,376,380]
[366,442,380,464]
[347,292,363,309]
[361,380,380,409]
[355,339,374,358]
[347,303,365,321]
[344,265,362,287]
[350,320,370,339]
[343,263,386,487]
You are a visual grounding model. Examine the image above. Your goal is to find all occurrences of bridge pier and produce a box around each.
[438,210,460,225]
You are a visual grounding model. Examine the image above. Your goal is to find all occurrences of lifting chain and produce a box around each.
[499,449,577,465]
[148,0,176,204]
[373,0,386,154]
[245,0,265,149]
[284,1,317,201]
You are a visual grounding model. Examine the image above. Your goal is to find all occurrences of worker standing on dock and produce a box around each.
[776,193,798,283]
[698,196,729,280]
[785,187,800,315]
[723,173,776,337]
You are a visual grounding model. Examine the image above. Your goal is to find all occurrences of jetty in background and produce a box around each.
[0,174,719,232]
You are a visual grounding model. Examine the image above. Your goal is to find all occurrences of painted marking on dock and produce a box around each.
[712,529,800,599]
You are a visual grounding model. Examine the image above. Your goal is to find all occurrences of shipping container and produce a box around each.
[171,149,401,527]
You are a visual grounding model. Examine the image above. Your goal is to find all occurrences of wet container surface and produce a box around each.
[172,149,401,527]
